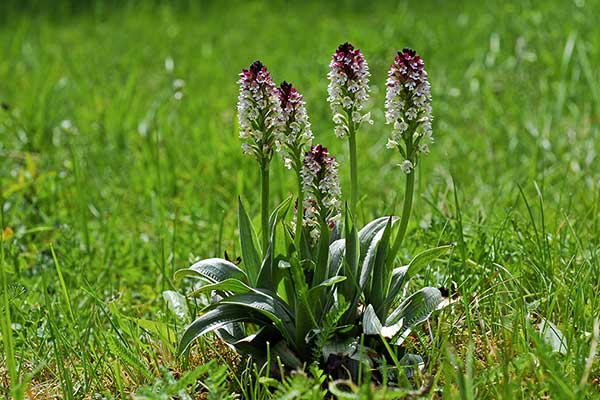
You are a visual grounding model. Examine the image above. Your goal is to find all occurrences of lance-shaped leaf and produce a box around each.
[306,275,346,301]
[174,258,248,284]
[177,303,273,356]
[362,304,383,335]
[238,197,262,285]
[362,304,401,338]
[386,265,409,303]
[358,216,396,264]
[178,291,296,356]
[337,209,361,323]
[219,292,296,344]
[384,245,452,312]
[385,287,443,345]
[404,245,453,281]
[368,217,394,317]
[328,216,396,283]
[359,217,394,317]
[328,238,346,277]
[256,197,292,289]
[187,278,253,298]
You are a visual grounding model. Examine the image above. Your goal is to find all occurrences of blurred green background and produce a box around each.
[1,0,599,397]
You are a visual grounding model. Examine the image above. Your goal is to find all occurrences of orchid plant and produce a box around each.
[175,45,453,384]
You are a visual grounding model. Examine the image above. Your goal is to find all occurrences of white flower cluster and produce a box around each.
[327,43,372,138]
[300,145,341,243]
[385,48,433,172]
[237,61,282,160]
[275,81,313,170]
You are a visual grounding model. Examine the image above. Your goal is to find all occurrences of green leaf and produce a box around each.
[338,209,361,323]
[271,340,303,369]
[369,217,394,317]
[328,239,345,277]
[384,287,443,345]
[306,275,346,300]
[177,304,272,357]
[215,322,247,344]
[107,336,154,381]
[187,278,252,298]
[405,245,453,281]
[362,304,382,335]
[256,196,292,289]
[358,216,396,264]
[386,266,408,303]
[219,292,295,344]
[174,258,247,284]
[238,197,262,285]
[384,245,452,311]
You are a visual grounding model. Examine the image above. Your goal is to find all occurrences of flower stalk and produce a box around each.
[237,60,281,251]
[273,81,313,251]
[347,121,358,218]
[328,42,372,217]
[260,160,270,251]
[385,48,433,258]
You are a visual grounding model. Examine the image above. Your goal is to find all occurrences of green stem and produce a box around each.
[1,217,18,390]
[390,170,414,258]
[260,159,270,253]
[294,171,304,254]
[348,125,358,218]
[390,155,415,260]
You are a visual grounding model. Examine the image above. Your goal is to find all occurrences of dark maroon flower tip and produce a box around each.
[278,80,303,111]
[280,81,293,93]
[249,60,264,75]
[306,144,336,169]
[278,80,293,104]
[337,42,355,54]
[402,48,416,57]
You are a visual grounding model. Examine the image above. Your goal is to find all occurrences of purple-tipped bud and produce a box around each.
[301,145,341,241]
[237,60,282,159]
[275,81,313,169]
[385,48,433,162]
[327,42,372,138]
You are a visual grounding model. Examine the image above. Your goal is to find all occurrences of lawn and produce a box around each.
[1,0,599,398]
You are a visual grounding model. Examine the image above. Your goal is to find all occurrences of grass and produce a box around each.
[1,0,599,398]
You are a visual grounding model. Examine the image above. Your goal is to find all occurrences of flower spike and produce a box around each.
[385,48,433,170]
[237,60,282,162]
[327,42,372,138]
[301,145,341,242]
[275,81,313,170]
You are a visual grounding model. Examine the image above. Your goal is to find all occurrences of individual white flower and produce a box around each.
[386,139,398,149]
[400,160,414,174]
